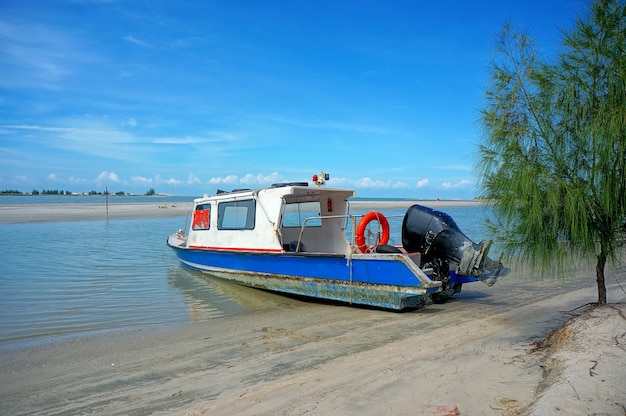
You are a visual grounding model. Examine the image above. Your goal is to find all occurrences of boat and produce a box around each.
[167,172,509,310]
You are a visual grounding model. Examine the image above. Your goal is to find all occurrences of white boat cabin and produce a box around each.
[186,183,356,254]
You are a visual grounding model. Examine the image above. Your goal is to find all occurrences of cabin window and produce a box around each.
[217,199,256,230]
[192,203,210,230]
[282,201,322,227]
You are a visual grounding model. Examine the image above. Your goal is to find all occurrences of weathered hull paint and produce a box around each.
[168,237,441,310]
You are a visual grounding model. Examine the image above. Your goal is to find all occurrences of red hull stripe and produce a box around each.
[188,245,283,253]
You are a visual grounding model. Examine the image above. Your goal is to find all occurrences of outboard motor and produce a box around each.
[402,205,508,286]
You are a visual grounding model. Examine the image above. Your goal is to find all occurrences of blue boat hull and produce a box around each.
[167,241,443,310]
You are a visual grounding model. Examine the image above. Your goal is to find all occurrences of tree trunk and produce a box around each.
[596,249,607,305]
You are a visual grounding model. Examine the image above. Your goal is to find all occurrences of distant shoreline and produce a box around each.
[0,202,193,224]
[0,199,486,224]
[348,199,485,209]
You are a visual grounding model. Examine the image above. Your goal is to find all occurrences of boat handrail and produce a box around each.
[293,212,405,253]
[294,214,349,252]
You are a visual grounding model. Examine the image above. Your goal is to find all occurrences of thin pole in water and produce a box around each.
[105,186,109,219]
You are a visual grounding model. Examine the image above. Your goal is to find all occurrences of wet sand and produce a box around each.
[0,202,193,224]
[0,199,483,224]
[1,271,624,415]
[1,202,625,415]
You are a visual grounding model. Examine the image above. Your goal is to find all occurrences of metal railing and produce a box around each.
[290,212,405,253]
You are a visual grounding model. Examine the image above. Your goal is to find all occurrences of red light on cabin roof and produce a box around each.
[312,175,318,182]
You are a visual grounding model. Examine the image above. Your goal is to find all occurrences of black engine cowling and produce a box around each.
[401,204,508,286]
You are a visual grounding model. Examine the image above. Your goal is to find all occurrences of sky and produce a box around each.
[1,0,587,198]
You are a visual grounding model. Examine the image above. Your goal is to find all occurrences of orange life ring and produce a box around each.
[355,211,390,253]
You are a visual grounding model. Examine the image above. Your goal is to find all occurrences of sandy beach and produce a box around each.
[1,202,625,415]
[0,201,193,224]
[0,199,483,224]
[1,273,624,416]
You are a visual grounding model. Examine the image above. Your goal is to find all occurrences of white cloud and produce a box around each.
[9,175,36,186]
[69,176,88,184]
[325,176,410,190]
[163,178,182,186]
[186,173,201,185]
[47,173,58,181]
[123,35,153,49]
[208,175,239,185]
[239,174,259,185]
[391,181,409,189]
[5,123,140,164]
[416,178,429,188]
[205,172,286,187]
[152,174,183,187]
[355,177,384,188]
[240,172,283,186]
[129,175,152,186]
[0,20,99,89]
[96,171,120,184]
[153,136,208,144]
[441,179,472,189]
[124,118,137,127]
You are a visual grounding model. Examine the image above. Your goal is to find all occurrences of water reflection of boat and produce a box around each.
[167,266,299,320]
[168,172,508,310]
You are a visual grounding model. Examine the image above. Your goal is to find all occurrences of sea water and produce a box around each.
[0,203,492,349]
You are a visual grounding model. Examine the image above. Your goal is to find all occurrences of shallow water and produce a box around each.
[0,217,281,348]
[0,205,491,348]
